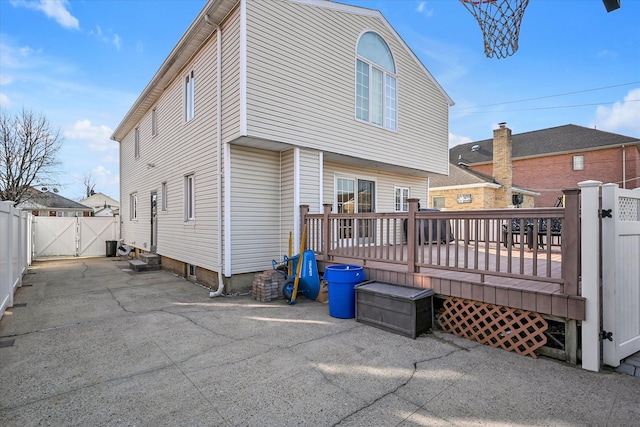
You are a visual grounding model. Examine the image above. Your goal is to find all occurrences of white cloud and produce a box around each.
[449,132,472,148]
[592,88,640,136]
[0,74,14,85]
[136,40,144,53]
[0,93,11,107]
[64,119,116,153]
[113,34,121,51]
[10,0,79,30]
[89,25,122,50]
[416,1,434,17]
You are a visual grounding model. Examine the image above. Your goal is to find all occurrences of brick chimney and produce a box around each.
[493,122,512,208]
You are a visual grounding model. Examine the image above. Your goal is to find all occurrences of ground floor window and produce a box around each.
[395,187,409,212]
[130,193,137,220]
[184,174,195,221]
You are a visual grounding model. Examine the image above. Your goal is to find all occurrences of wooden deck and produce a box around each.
[304,195,585,321]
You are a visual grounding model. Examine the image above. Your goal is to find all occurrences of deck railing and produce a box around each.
[302,189,580,296]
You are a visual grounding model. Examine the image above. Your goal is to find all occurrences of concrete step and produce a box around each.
[128,259,162,272]
[139,253,161,265]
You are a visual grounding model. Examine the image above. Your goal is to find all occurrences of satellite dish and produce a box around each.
[117,244,131,256]
[471,145,480,152]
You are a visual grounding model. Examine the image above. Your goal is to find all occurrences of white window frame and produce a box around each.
[185,70,195,122]
[395,187,410,212]
[184,174,195,221]
[134,127,140,158]
[573,154,585,171]
[130,193,138,220]
[151,108,158,137]
[161,182,168,211]
[355,32,397,132]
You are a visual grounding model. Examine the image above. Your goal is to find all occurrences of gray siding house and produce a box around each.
[111,0,453,291]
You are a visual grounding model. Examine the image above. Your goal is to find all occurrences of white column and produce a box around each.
[578,180,602,371]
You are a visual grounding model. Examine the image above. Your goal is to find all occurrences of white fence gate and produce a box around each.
[601,183,640,367]
[33,216,120,258]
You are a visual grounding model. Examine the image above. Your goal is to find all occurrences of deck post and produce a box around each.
[561,189,580,296]
[322,204,332,260]
[407,199,419,273]
[579,180,602,372]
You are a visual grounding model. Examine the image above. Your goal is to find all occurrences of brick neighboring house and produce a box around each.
[429,124,538,210]
[450,124,640,207]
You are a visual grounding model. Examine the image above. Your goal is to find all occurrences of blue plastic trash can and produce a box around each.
[324,265,364,319]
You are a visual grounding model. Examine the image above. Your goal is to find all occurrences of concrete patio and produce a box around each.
[1,257,638,426]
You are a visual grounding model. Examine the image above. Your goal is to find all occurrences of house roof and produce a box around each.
[19,191,93,211]
[111,0,238,142]
[429,163,538,196]
[111,0,453,142]
[449,124,640,165]
[80,192,120,209]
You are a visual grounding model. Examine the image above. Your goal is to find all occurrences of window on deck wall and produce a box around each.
[355,32,397,131]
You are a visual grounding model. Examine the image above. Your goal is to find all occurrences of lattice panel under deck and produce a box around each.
[438,297,548,358]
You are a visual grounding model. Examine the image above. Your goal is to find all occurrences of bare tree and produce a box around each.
[84,173,96,198]
[0,108,63,205]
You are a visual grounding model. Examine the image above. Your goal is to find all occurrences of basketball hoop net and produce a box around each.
[461,0,530,59]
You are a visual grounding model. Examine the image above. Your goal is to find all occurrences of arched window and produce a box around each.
[355,32,397,131]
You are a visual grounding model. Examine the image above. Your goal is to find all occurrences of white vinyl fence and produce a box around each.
[580,181,640,371]
[33,216,120,258]
[0,201,32,319]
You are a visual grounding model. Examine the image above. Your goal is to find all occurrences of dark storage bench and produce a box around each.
[355,281,434,339]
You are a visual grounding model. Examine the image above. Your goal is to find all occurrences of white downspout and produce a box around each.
[210,22,225,297]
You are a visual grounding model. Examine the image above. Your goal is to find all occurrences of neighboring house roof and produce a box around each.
[80,192,120,210]
[449,124,640,165]
[19,190,93,211]
[110,0,453,142]
[429,163,538,196]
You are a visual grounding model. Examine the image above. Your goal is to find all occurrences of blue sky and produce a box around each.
[1,0,639,202]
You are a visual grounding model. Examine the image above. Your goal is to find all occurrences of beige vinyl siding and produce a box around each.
[245,0,449,175]
[120,31,221,271]
[299,149,322,214]
[230,145,282,274]
[280,149,295,249]
[323,161,428,212]
[221,4,242,143]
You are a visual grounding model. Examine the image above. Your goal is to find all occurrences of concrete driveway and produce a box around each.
[1,257,638,426]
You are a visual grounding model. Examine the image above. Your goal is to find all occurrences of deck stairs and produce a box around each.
[128,253,161,272]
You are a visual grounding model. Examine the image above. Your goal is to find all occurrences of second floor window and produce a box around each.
[185,70,195,122]
[152,108,158,136]
[355,32,397,131]
[573,155,584,171]
[134,127,140,158]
